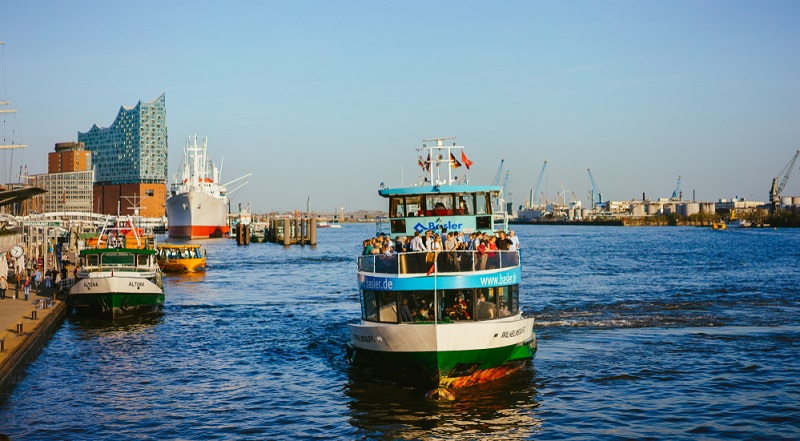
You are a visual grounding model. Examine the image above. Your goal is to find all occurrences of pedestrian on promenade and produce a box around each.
[23,275,32,301]
[33,267,42,292]
[0,252,7,301]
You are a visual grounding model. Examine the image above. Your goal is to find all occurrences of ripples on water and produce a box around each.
[1,225,798,440]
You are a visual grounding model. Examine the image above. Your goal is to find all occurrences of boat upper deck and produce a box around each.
[357,250,519,276]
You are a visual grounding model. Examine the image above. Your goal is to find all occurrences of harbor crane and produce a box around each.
[530,160,548,207]
[492,159,505,186]
[769,149,800,211]
[670,175,682,201]
[587,168,602,209]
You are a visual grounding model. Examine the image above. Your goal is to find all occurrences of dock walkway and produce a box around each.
[0,281,66,392]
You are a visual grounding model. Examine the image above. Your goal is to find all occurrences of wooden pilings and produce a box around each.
[266,217,317,246]
[236,223,250,246]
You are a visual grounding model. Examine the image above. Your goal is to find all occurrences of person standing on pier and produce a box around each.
[0,253,7,301]
[22,274,32,301]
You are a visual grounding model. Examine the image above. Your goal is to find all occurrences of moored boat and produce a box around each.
[68,216,164,319]
[346,137,536,399]
[166,135,251,239]
[156,244,206,273]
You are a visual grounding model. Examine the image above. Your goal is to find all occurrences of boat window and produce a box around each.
[426,194,453,216]
[390,197,404,218]
[362,291,378,321]
[405,195,422,217]
[510,285,519,316]
[475,193,490,215]
[137,254,149,266]
[85,255,99,267]
[102,253,134,266]
[400,291,435,323]
[476,288,499,321]
[456,194,474,215]
[377,291,397,323]
[442,289,473,321]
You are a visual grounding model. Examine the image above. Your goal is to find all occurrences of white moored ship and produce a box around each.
[166,135,250,239]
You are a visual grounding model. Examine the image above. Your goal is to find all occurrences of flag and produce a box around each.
[425,154,431,171]
[450,153,462,169]
[426,262,436,276]
[461,150,473,169]
[418,155,425,171]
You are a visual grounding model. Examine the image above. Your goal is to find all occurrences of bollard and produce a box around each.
[16,322,23,334]
[31,310,37,320]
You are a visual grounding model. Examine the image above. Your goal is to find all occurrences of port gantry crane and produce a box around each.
[587,168,602,209]
[670,175,682,201]
[769,149,800,212]
[530,160,548,207]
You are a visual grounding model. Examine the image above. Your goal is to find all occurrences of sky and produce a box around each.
[1,0,799,213]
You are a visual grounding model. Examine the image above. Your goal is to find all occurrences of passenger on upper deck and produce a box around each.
[509,230,520,251]
[496,231,512,251]
[409,231,425,252]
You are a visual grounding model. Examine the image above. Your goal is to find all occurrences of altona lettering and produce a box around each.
[83,281,99,288]
[501,327,526,338]
[128,281,145,288]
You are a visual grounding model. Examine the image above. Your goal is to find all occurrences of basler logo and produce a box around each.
[413,220,463,233]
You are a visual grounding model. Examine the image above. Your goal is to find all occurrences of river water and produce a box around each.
[0,224,798,440]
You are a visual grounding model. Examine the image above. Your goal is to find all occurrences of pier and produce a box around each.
[267,217,317,246]
[0,281,65,392]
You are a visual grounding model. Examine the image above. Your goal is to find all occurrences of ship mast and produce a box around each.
[0,43,27,151]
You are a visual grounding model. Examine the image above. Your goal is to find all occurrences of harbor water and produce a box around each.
[1,225,798,440]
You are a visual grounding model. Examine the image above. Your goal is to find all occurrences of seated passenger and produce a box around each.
[414,306,430,322]
[476,293,496,320]
[452,293,470,320]
[400,298,413,322]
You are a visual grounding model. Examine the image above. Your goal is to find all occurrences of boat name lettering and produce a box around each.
[501,327,526,338]
[83,281,98,288]
[128,281,145,288]
[479,273,517,286]
[363,278,393,290]
[353,333,376,343]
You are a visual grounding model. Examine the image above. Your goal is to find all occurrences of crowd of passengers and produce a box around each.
[396,291,511,323]
[362,229,520,255]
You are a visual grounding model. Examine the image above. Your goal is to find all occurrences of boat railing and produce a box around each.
[357,250,519,275]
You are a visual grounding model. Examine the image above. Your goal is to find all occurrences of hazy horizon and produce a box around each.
[2,1,799,212]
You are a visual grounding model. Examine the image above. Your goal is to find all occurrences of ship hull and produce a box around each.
[166,191,229,239]
[68,276,164,319]
[347,317,536,390]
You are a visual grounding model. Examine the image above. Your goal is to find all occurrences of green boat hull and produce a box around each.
[68,292,165,319]
[347,334,536,389]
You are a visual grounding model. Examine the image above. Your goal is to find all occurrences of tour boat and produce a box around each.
[346,137,537,400]
[156,244,206,273]
[68,216,164,319]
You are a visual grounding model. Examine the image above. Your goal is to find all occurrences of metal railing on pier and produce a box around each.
[357,250,519,275]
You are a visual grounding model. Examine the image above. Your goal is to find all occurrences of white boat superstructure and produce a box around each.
[166,135,251,238]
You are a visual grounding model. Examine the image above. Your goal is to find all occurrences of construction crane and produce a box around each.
[670,175,682,201]
[587,168,602,209]
[530,160,547,207]
[769,149,800,211]
[492,159,505,186]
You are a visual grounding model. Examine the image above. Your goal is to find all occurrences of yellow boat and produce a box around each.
[156,244,207,273]
[711,221,726,230]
